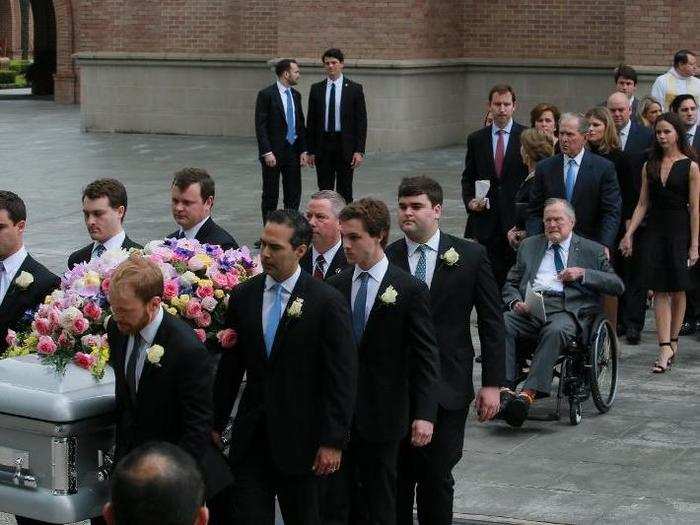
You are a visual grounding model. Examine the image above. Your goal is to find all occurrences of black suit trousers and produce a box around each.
[396,405,469,525]
[261,143,302,223]
[316,132,354,203]
[620,228,649,332]
[231,421,321,525]
[481,233,515,292]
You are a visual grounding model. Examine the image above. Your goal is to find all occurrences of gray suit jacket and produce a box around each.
[502,234,624,318]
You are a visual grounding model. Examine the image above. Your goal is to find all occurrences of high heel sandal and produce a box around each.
[669,338,678,364]
[652,342,675,373]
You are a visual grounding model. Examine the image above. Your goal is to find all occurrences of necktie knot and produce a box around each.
[0,261,5,273]
[94,244,106,258]
[313,255,326,280]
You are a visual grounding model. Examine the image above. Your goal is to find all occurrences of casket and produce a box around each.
[0,355,115,523]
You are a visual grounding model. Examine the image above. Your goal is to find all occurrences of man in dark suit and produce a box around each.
[68,179,141,269]
[255,58,307,224]
[213,210,357,524]
[527,112,622,255]
[601,65,641,123]
[385,177,504,525]
[326,197,440,525]
[106,255,233,524]
[300,190,348,279]
[168,167,238,249]
[307,48,367,204]
[461,84,529,289]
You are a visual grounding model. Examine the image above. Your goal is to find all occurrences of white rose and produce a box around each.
[201,296,218,312]
[287,298,304,317]
[146,344,165,366]
[60,306,82,329]
[144,240,165,253]
[442,247,460,266]
[180,271,199,286]
[379,285,398,305]
[98,248,130,268]
[14,271,34,289]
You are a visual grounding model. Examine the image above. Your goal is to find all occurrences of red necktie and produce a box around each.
[313,255,325,280]
[494,129,505,178]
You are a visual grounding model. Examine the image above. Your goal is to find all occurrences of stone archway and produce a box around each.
[0,0,22,57]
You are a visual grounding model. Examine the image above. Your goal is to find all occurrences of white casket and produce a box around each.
[0,355,115,523]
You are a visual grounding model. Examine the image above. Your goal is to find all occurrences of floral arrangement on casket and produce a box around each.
[2,238,258,379]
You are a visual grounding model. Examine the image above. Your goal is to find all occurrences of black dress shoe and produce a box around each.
[502,394,530,427]
[625,329,641,345]
[679,321,696,336]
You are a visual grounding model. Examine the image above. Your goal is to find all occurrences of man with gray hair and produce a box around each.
[500,198,624,427]
[527,112,621,256]
[301,190,349,279]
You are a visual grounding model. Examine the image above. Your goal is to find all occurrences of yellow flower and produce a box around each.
[167,306,178,316]
[214,289,225,299]
[179,294,190,303]
[198,279,213,288]
[84,271,101,287]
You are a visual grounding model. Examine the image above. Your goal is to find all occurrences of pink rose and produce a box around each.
[37,336,57,355]
[225,272,240,288]
[74,352,97,370]
[57,330,74,349]
[216,328,237,348]
[196,311,212,328]
[201,296,218,312]
[163,279,180,300]
[196,284,214,299]
[210,272,228,289]
[101,277,111,294]
[5,329,17,347]
[193,328,207,343]
[83,301,102,321]
[185,299,202,319]
[34,317,53,336]
[72,316,90,335]
[48,308,61,328]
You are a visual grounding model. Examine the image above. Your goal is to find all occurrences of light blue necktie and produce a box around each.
[352,272,369,344]
[414,245,427,283]
[264,284,284,356]
[285,89,296,145]
[565,158,576,202]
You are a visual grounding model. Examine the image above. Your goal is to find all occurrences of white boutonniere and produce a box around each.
[14,271,34,290]
[146,344,165,367]
[287,298,304,318]
[379,285,398,305]
[441,248,459,266]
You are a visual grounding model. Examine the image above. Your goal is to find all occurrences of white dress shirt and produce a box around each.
[491,118,514,157]
[617,119,632,151]
[325,74,343,132]
[262,265,302,328]
[533,234,572,293]
[687,123,698,146]
[92,230,125,259]
[124,305,164,391]
[405,229,440,288]
[311,240,342,278]
[180,216,210,240]
[351,255,389,322]
[563,148,585,191]
[0,245,28,304]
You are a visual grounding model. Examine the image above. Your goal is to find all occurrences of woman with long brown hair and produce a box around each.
[620,112,700,372]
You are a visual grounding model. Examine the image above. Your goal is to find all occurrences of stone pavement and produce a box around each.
[2,99,700,524]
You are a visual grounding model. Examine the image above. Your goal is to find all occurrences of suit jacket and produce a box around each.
[0,255,59,352]
[299,245,348,279]
[526,151,622,248]
[307,77,368,161]
[502,234,625,319]
[107,311,233,498]
[327,263,440,443]
[67,235,142,269]
[214,271,356,475]
[461,122,529,241]
[255,82,307,159]
[623,120,653,156]
[168,217,239,250]
[385,233,505,409]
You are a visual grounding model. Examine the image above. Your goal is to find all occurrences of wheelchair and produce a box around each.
[514,307,619,425]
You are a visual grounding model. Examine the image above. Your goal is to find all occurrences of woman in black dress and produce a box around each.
[620,112,700,372]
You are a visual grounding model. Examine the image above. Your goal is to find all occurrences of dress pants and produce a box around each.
[260,143,302,223]
[481,233,515,293]
[396,405,470,525]
[316,132,354,204]
[504,296,577,394]
[231,421,321,525]
[620,227,648,333]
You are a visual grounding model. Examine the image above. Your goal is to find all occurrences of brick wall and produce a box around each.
[0,0,22,58]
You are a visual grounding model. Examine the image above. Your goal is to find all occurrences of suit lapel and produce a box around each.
[430,232,452,292]
[484,126,497,179]
[362,266,395,342]
[274,86,287,123]
[502,124,520,177]
[327,248,347,277]
[526,236,549,287]
[195,217,213,243]
[567,235,582,269]
[0,255,32,319]
[394,240,411,274]
[552,154,566,197]
[571,152,590,204]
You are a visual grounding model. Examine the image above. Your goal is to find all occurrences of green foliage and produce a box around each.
[10,59,31,74]
[0,71,16,84]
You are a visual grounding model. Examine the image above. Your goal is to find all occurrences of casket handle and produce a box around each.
[0,457,38,490]
[97,449,114,482]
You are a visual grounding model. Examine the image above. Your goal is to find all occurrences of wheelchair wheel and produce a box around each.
[589,318,619,413]
[569,399,582,425]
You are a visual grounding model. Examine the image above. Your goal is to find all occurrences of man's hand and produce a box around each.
[474,386,501,421]
[264,153,277,168]
[312,446,342,476]
[351,152,364,169]
[300,152,308,167]
[467,198,487,212]
[411,419,434,447]
[513,301,531,316]
[307,154,316,167]
[211,431,222,448]
[558,267,585,282]
[603,246,610,260]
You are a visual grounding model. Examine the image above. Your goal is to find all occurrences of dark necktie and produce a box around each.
[328,82,336,132]
[352,272,369,344]
[552,243,565,273]
[313,255,325,280]
[494,129,505,178]
[175,230,185,240]
[414,245,427,283]
[93,243,106,259]
[126,334,145,400]
[0,261,6,302]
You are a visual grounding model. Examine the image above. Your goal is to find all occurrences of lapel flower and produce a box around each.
[146,344,165,367]
[441,247,459,266]
[287,297,304,318]
[14,271,34,290]
[379,285,398,305]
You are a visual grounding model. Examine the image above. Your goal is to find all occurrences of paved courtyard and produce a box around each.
[2,99,700,524]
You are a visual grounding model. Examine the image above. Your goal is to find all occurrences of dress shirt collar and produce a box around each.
[353,255,388,283]
[327,74,344,87]
[492,118,514,136]
[265,265,302,294]
[312,239,342,266]
[405,228,440,257]
[1,245,27,277]
[139,305,164,347]
[276,81,291,96]
[687,123,698,139]
[94,230,125,252]
[618,119,632,137]
[564,148,585,167]
[547,233,573,252]
[181,215,210,240]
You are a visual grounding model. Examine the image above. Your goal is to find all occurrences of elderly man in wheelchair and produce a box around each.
[498,198,624,427]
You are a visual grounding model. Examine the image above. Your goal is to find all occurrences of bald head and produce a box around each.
[607,92,632,129]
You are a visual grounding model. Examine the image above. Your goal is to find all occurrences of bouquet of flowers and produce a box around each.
[3,238,258,380]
